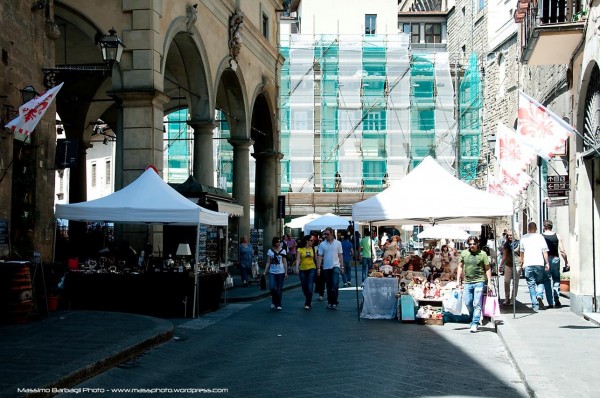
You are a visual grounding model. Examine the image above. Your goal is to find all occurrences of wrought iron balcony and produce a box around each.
[514,0,586,65]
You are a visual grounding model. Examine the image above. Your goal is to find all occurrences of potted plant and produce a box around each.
[560,272,570,293]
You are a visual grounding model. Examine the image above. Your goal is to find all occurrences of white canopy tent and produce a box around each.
[285,213,321,229]
[303,213,350,235]
[417,225,470,240]
[55,167,229,317]
[352,156,513,225]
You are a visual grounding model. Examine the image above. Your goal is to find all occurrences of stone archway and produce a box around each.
[215,67,251,240]
[251,92,279,254]
[50,6,121,258]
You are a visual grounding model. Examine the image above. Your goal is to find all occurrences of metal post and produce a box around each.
[455,57,461,179]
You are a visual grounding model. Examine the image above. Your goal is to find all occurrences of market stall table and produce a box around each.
[64,271,225,317]
[360,277,399,319]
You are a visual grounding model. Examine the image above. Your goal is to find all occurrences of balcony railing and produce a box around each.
[514,0,585,64]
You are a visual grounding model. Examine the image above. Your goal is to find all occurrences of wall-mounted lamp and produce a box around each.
[42,28,125,89]
[20,85,39,103]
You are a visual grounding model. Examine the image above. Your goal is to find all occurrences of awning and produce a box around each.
[216,201,244,217]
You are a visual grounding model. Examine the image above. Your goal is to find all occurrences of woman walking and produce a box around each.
[239,236,254,287]
[264,237,287,310]
[296,236,317,309]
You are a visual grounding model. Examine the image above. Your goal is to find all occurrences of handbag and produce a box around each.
[260,274,267,290]
[482,288,501,318]
[443,288,462,315]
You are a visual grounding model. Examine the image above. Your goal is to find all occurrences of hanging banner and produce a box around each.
[4,82,64,143]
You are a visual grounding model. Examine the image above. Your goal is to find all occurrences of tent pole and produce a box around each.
[193,223,201,318]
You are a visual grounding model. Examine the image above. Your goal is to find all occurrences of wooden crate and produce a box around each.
[417,317,444,326]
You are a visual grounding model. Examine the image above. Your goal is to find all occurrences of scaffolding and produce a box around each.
[279,33,482,193]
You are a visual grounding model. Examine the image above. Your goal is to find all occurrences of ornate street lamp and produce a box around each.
[99,28,125,70]
[42,28,125,89]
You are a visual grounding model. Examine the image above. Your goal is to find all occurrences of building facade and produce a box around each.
[1,0,284,262]
[277,0,484,216]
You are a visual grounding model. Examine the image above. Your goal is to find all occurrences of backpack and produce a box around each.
[270,249,285,265]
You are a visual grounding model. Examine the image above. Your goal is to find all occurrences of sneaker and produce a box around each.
[502,300,511,306]
[347,282,352,286]
[271,304,275,309]
[276,306,282,311]
[304,305,310,310]
[470,324,478,333]
[327,304,333,310]
[332,304,337,310]
[319,296,324,301]
[537,297,546,310]
[547,304,555,309]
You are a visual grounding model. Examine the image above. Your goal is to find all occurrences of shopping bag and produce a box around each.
[260,274,267,290]
[482,292,501,318]
[443,288,462,315]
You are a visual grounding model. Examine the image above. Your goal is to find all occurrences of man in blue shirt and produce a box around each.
[340,233,354,287]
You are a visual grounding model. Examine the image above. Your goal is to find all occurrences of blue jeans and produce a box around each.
[463,281,485,327]
[524,265,553,309]
[240,266,251,283]
[268,273,285,307]
[361,257,373,282]
[299,268,316,307]
[341,259,352,284]
[323,267,340,305]
[548,256,561,302]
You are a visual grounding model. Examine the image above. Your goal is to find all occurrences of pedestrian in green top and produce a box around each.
[359,230,375,283]
[456,236,491,333]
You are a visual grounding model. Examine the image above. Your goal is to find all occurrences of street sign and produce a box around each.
[548,190,568,198]
[546,198,569,207]
[547,175,569,183]
[547,175,569,197]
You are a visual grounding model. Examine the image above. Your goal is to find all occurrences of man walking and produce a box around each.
[542,220,569,307]
[317,227,344,310]
[500,231,520,305]
[520,222,552,311]
[340,234,353,286]
[456,236,491,333]
[359,230,375,283]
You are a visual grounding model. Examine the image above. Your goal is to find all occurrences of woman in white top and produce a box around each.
[264,237,288,310]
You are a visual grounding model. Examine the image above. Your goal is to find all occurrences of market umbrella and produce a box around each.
[303,213,349,235]
[285,213,320,229]
[417,225,470,240]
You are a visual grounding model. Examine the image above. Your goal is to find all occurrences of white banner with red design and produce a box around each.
[517,90,574,160]
[4,82,64,143]
[489,122,534,197]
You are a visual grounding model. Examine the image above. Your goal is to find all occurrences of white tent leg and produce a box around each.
[193,223,201,318]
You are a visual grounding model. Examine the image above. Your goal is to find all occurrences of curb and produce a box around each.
[23,318,174,398]
[495,322,536,398]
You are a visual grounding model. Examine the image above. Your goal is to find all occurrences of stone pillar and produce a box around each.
[189,120,216,186]
[229,138,253,239]
[253,150,282,261]
[109,89,169,253]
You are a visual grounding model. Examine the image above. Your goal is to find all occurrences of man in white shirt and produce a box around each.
[317,227,344,310]
[520,222,551,312]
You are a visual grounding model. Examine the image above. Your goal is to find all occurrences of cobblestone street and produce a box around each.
[66,287,527,398]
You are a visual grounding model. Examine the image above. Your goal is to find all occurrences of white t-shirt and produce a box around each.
[317,239,343,270]
[267,248,287,274]
[520,233,548,267]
